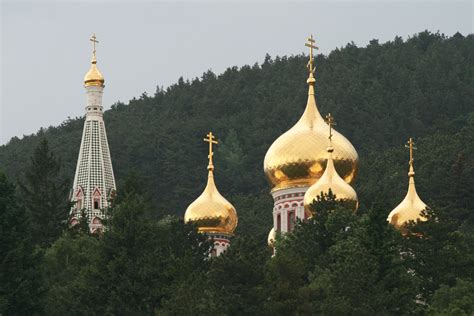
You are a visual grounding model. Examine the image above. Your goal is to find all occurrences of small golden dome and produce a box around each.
[84,34,104,87]
[184,132,238,235]
[388,138,427,230]
[267,227,276,247]
[264,75,358,192]
[304,145,359,213]
[84,55,105,87]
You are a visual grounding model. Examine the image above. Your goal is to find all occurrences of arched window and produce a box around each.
[277,213,281,232]
[92,187,101,210]
[75,187,84,210]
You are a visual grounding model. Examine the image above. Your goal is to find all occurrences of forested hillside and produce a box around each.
[1,31,473,314]
[1,31,472,237]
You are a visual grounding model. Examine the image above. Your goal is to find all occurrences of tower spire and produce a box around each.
[72,34,116,233]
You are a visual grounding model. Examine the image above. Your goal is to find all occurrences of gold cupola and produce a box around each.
[264,35,358,192]
[267,227,276,248]
[387,138,428,230]
[184,132,238,235]
[84,34,105,87]
[304,113,358,213]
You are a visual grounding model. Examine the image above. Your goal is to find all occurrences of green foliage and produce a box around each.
[18,138,71,247]
[429,279,474,315]
[42,233,101,315]
[0,172,43,315]
[0,32,473,314]
[2,32,472,228]
[403,208,474,303]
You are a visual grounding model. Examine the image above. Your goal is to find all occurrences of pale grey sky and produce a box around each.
[1,1,473,144]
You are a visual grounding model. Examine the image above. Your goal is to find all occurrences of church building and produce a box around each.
[264,35,359,246]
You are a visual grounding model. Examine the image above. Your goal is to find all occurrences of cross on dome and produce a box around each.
[204,132,218,170]
[325,113,336,144]
[405,137,417,176]
[305,34,319,74]
[90,33,99,54]
[405,137,416,165]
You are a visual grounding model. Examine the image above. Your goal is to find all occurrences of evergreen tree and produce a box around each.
[403,208,474,304]
[0,172,43,314]
[19,138,71,247]
[428,278,474,315]
[42,232,101,315]
[207,237,269,315]
[81,186,211,314]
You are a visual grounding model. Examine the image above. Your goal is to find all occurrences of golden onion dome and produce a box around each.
[184,133,238,235]
[388,138,428,230]
[84,34,104,87]
[264,71,358,193]
[304,144,359,213]
[267,227,276,247]
[84,54,105,87]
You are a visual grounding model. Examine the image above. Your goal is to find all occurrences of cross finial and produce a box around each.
[305,34,319,74]
[405,137,416,165]
[89,33,99,57]
[405,137,417,176]
[325,113,336,143]
[204,132,218,170]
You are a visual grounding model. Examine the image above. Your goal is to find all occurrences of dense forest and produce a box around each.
[1,31,473,314]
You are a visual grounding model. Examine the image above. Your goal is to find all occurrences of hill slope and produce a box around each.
[1,31,473,237]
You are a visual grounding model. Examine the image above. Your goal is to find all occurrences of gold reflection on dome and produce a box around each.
[388,138,428,231]
[304,113,359,213]
[184,132,238,235]
[264,35,358,192]
[84,34,105,87]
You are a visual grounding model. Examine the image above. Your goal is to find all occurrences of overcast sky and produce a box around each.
[1,1,472,145]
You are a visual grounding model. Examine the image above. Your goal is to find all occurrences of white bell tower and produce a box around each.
[69,34,116,233]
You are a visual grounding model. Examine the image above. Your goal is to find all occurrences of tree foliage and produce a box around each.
[0,32,473,314]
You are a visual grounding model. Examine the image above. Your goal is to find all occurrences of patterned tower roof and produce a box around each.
[70,34,116,232]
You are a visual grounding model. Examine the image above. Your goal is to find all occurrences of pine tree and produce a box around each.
[19,138,71,247]
[0,172,43,314]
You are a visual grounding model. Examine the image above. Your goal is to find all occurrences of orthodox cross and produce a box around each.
[405,137,416,166]
[90,33,99,54]
[305,34,319,74]
[325,113,336,143]
[204,132,218,168]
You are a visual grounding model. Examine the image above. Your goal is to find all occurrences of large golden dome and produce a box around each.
[264,75,358,192]
[304,145,358,213]
[184,133,238,235]
[388,138,427,230]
